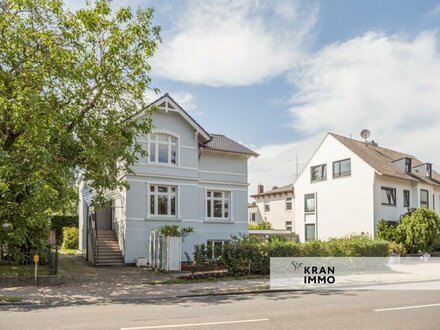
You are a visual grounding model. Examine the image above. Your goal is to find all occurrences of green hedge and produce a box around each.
[220,235,390,276]
[50,215,78,244]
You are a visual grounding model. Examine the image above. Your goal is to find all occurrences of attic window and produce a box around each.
[405,158,412,174]
[427,164,432,178]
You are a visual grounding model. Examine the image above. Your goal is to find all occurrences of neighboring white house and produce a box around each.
[294,133,440,242]
[78,93,258,265]
[249,184,295,232]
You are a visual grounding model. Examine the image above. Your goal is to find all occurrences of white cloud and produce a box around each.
[152,0,318,86]
[249,32,440,198]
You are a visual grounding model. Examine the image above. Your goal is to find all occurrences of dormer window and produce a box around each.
[427,163,432,178]
[405,158,412,174]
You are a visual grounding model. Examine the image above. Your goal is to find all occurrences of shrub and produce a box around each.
[193,244,208,264]
[61,227,79,250]
[50,215,78,244]
[249,220,272,230]
[376,220,399,242]
[396,208,440,253]
[219,234,389,276]
[158,225,193,238]
[389,241,406,255]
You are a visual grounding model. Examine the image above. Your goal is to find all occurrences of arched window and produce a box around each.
[148,133,177,165]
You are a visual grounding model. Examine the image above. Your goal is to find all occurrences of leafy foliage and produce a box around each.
[50,215,78,244]
[0,0,160,250]
[219,235,390,276]
[376,220,399,242]
[248,220,272,230]
[61,227,79,250]
[396,208,440,253]
[159,225,193,238]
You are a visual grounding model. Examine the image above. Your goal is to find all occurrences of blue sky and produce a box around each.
[67,0,440,193]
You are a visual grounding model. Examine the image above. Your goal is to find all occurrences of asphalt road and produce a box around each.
[1,290,440,330]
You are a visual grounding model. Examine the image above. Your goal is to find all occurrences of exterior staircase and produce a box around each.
[94,230,124,266]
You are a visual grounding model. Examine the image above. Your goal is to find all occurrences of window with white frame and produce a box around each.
[403,190,410,208]
[149,185,176,216]
[250,212,256,222]
[286,197,292,211]
[206,191,230,219]
[285,221,292,231]
[148,133,177,165]
[264,201,270,213]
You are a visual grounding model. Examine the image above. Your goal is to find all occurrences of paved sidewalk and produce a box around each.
[0,254,269,306]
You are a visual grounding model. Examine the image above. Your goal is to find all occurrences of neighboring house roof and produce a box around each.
[330,133,440,186]
[251,183,294,198]
[202,134,259,157]
[148,94,258,157]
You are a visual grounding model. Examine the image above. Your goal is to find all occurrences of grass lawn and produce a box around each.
[0,296,23,303]
[59,248,78,255]
[0,264,51,277]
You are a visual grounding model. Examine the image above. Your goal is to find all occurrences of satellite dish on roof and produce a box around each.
[360,129,371,142]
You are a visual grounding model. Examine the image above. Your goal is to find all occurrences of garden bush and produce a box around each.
[219,234,390,276]
[376,220,399,242]
[61,227,79,250]
[50,215,78,244]
[396,208,440,253]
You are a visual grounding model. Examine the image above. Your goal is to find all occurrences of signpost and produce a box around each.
[33,255,39,285]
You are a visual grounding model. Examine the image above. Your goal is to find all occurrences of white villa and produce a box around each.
[78,93,258,265]
[249,184,294,232]
[294,133,440,242]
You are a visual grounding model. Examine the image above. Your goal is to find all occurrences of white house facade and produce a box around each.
[249,184,295,232]
[294,133,440,242]
[78,94,258,265]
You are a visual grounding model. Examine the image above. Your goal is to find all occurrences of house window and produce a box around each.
[304,193,316,213]
[206,191,230,219]
[148,133,177,165]
[286,197,292,211]
[310,164,327,182]
[381,187,396,206]
[405,158,412,173]
[149,185,176,216]
[305,224,316,241]
[434,194,436,210]
[420,189,429,208]
[207,240,228,259]
[264,201,270,213]
[250,213,256,222]
[333,158,351,178]
[403,190,410,208]
[285,221,292,231]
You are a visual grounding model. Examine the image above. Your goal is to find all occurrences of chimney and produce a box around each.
[257,184,264,194]
[272,185,279,190]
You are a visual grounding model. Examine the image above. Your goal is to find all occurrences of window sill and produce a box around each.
[381,204,396,207]
[146,216,180,221]
[204,218,234,224]
[145,162,179,168]
[332,174,352,180]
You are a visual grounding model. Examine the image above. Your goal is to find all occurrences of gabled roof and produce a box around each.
[148,93,211,141]
[251,183,294,198]
[330,133,440,186]
[147,94,258,157]
[202,134,259,157]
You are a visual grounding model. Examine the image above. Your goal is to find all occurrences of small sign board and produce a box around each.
[33,255,39,263]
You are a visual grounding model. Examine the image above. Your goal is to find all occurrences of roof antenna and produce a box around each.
[360,129,371,143]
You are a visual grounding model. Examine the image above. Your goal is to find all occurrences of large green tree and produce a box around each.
[0,0,160,252]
